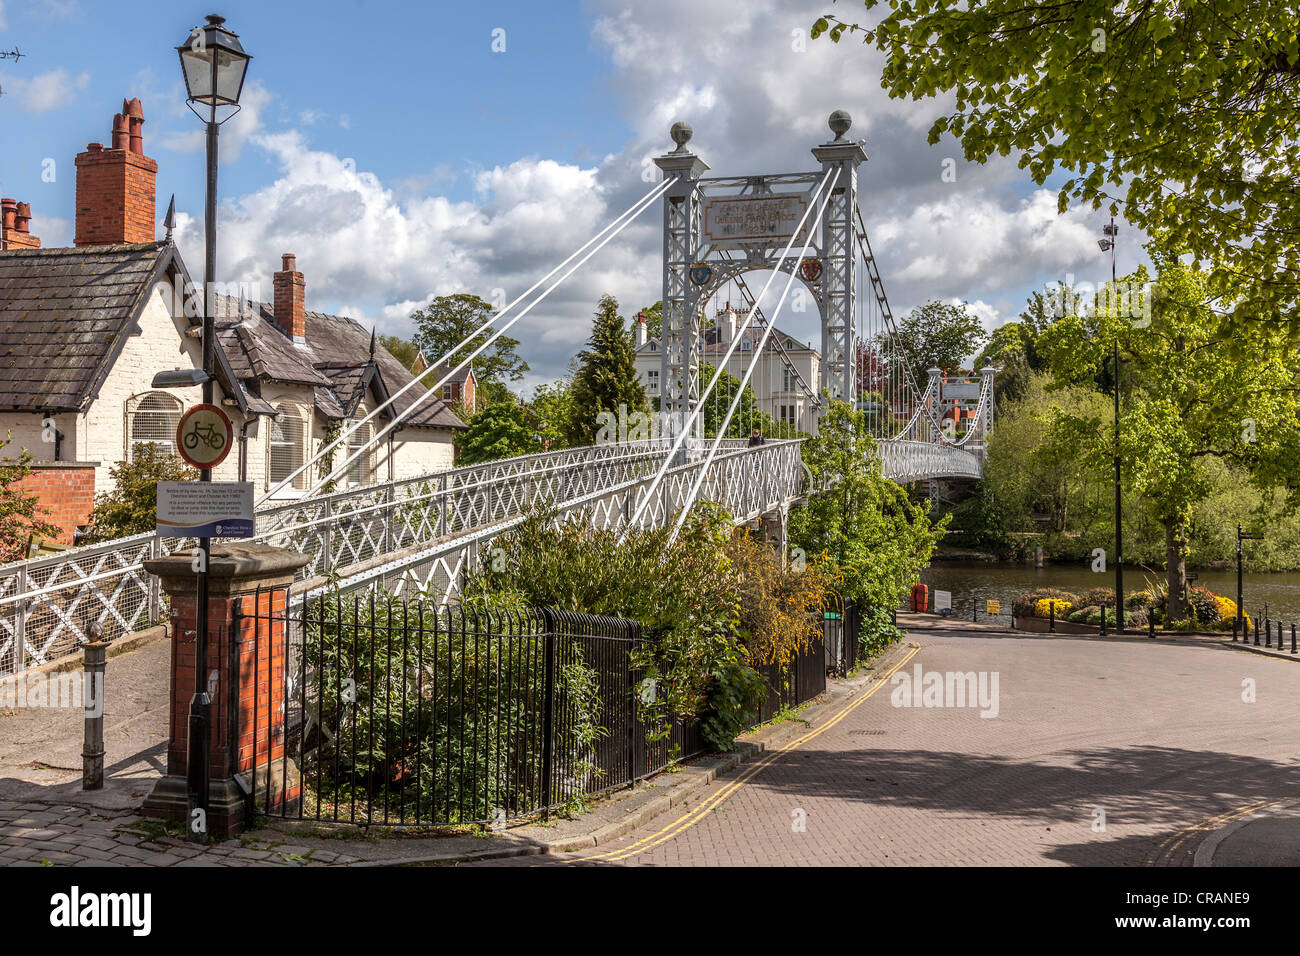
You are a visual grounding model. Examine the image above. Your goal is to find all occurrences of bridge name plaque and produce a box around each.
[703,193,814,249]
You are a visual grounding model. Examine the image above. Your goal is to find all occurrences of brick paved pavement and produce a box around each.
[4,630,1296,867]
[500,631,1300,866]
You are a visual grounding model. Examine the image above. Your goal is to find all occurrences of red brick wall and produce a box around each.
[14,463,96,544]
[74,144,157,246]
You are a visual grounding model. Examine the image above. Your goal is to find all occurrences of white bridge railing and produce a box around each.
[309,439,806,604]
[0,428,977,675]
[879,439,984,483]
[0,440,733,675]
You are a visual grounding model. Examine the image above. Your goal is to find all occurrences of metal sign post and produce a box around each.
[173,401,233,844]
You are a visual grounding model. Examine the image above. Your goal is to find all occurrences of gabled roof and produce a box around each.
[428,360,475,386]
[0,242,171,411]
[213,297,464,430]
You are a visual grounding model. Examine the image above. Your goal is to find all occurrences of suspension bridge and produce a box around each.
[0,110,991,676]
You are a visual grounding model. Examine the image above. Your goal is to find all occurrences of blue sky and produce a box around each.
[1,0,1146,389]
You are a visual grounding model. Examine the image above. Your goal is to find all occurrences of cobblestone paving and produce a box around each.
[513,632,1300,866]
[0,803,361,867]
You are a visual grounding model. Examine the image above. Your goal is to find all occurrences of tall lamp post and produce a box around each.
[1097,217,1123,630]
[172,13,250,842]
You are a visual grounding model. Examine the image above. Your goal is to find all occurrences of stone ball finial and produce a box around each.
[828,109,852,140]
[670,120,693,149]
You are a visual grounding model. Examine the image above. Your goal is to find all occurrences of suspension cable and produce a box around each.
[667,171,839,544]
[257,177,674,505]
[621,166,837,540]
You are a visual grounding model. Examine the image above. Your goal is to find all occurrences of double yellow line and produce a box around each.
[1148,798,1282,865]
[569,643,922,864]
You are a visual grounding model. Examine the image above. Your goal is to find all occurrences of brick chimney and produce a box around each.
[273,254,307,342]
[74,98,157,247]
[1,197,41,250]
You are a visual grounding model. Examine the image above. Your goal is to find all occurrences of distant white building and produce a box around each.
[633,304,821,435]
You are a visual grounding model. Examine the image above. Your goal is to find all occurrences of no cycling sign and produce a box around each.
[175,402,233,470]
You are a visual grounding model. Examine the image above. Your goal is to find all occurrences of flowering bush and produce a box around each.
[1035,598,1071,618]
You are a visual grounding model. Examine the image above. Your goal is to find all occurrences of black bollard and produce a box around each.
[1292,623,1297,655]
[1254,619,1260,646]
[1049,601,1056,633]
[1232,616,1239,642]
[81,627,109,791]
[1100,604,1107,637]
[1148,615,1155,639]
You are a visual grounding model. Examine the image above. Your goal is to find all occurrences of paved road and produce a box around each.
[504,631,1300,866]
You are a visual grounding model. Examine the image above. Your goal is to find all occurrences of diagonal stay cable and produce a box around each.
[620,166,837,541]
[296,178,674,500]
[259,177,673,505]
[667,170,839,545]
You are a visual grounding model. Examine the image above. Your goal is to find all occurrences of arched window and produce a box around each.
[268,404,308,491]
[128,393,182,460]
[346,419,372,486]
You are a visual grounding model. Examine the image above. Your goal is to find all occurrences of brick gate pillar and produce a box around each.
[141,543,310,838]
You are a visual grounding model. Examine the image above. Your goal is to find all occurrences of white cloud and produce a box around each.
[171,0,1138,382]
[4,68,90,112]
[28,213,70,247]
[156,80,272,162]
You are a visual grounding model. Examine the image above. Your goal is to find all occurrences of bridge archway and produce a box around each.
[653,112,866,437]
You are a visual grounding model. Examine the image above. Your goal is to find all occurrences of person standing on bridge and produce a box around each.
[749,426,764,476]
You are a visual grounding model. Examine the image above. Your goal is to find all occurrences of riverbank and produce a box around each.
[919,560,1300,625]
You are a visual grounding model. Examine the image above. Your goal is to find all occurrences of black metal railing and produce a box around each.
[234,594,707,828]
[753,631,829,724]
[823,599,862,676]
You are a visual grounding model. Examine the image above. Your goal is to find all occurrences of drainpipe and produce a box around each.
[238,416,256,482]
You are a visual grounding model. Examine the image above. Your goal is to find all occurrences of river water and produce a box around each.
[920,561,1300,625]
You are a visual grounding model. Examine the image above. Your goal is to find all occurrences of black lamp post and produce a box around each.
[1098,217,1123,631]
[174,13,250,843]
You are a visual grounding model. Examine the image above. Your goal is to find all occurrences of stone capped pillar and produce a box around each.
[141,543,309,838]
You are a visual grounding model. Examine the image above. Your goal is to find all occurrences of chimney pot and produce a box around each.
[1,199,16,231]
[74,99,157,247]
[112,113,130,151]
[281,253,296,272]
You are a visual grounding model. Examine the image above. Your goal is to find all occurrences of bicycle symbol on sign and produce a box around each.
[184,421,226,451]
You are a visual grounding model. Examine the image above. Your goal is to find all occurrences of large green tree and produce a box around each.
[889,298,987,388]
[1036,259,1300,620]
[790,401,947,639]
[564,295,648,445]
[409,293,529,403]
[814,0,1300,339]
[455,401,541,466]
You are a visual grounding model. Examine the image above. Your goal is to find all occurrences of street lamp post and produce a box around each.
[1098,217,1123,630]
[174,13,250,843]
[1237,524,1263,636]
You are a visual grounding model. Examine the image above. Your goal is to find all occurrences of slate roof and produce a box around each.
[213,297,464,430]
[0,242,170,411]
[0,241,464,432]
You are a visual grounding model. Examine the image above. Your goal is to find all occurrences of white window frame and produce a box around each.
[345,417,372,487]
[268,403,309,493]
[127,392,183,460]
